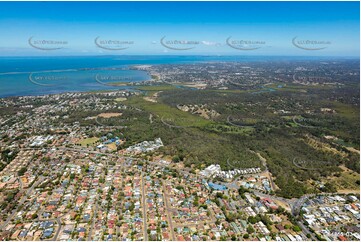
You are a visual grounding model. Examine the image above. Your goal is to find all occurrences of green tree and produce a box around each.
[247,225,255,234]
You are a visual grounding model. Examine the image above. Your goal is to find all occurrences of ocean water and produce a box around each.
[0,56,224,97]
[0,55,337,98]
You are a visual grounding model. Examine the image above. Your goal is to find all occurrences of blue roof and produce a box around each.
[43,228,54,237]
[208,182,227,191]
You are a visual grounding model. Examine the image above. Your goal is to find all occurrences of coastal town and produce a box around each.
[0,89,359,241]
[0,144,359,241]
[0,0,359,241]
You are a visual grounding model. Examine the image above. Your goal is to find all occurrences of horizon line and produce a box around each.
[0,55,359,59]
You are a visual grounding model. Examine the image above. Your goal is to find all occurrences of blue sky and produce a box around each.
[0,1,359,56]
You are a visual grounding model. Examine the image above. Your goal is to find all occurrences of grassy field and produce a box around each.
[137,85,178,91]
[326,166,360,191]
[78,137,99,147]
[115,97,127,102]
[107,143,117,151]
[125,95,213,128]
[135,85,179,96]
[328,101,360,120]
